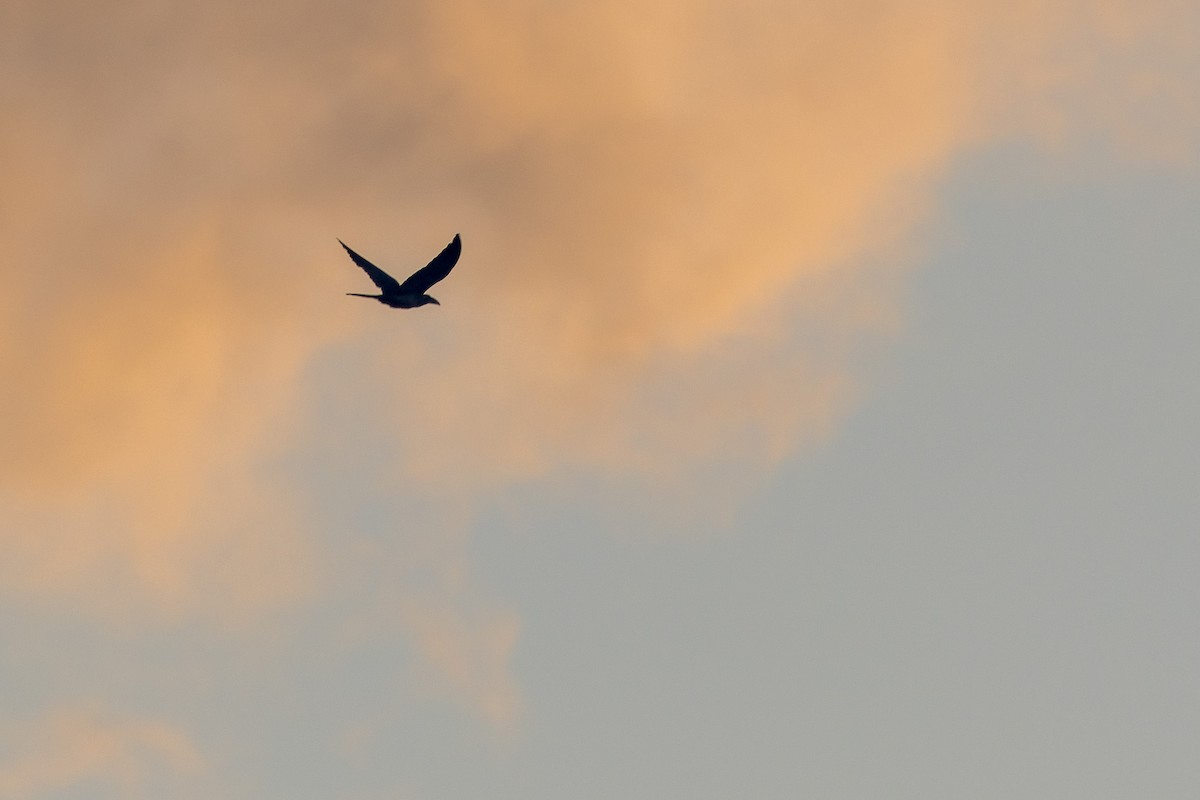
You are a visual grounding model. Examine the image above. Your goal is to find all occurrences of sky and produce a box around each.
[1,0,1198,797]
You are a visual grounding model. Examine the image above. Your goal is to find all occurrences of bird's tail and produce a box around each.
[345,293,378,298]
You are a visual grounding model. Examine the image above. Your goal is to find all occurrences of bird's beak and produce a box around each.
[430,297,441,305]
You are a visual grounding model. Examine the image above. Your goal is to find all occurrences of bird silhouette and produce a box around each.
[339,234,461,308]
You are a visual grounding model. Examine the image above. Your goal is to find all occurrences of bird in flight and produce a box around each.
[339,234,461,308]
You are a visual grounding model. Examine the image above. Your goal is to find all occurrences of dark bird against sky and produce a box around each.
[340,234,461,308]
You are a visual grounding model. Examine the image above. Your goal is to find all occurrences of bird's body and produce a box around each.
[339,234,461,308]
[344,291,439,309]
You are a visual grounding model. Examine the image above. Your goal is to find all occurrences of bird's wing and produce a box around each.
[396,234,462,295]
[339,240,401,294]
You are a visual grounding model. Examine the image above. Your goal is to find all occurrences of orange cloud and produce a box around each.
[339,0,982,494]
[0,225,321,623]
[0,707,204,800]
[971,0,1200,162]
[400,597,522,730]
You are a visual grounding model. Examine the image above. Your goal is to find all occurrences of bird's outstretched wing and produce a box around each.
[397,234,462,295]
[339,240,401,294]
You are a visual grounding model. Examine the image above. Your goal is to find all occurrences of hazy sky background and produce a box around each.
[2,1,1198,797]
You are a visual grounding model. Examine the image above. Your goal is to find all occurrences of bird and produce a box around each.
[339,234,461,308]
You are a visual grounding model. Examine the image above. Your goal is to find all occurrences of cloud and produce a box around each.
[329,0,981,489]
[969,0,1200,163]
[1,0,1195,715]
[316,0,1198,491]
[400,596,522,730]
[0,707,204,800]
[0,224,320,622]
